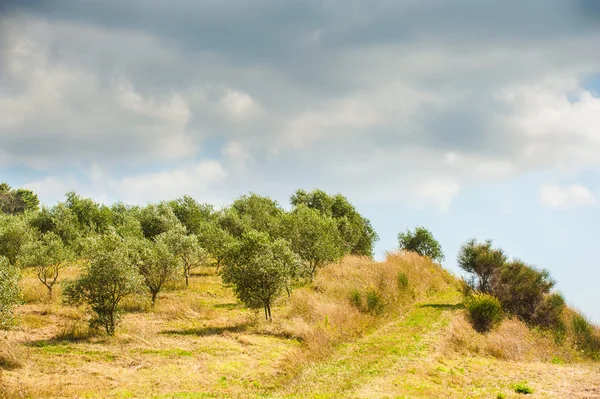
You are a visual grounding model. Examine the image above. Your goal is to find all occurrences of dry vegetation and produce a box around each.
[1,253,599,399]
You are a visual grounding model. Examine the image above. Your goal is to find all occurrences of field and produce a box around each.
[1,254,599,399]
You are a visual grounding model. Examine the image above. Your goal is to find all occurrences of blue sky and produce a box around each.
[1,0,600,321]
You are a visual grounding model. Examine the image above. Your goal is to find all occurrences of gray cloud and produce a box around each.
[1,0,600,209]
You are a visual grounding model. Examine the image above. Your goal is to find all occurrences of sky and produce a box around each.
[1,0,599,322]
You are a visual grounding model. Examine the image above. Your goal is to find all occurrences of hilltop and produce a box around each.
[2,253,598,399]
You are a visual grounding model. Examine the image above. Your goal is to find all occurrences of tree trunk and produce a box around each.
[185,273,189,288]
[151,292,157,308]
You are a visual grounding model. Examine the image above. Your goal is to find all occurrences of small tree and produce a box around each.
[283,205,344,280]
[221,230,299,320]
[136,203,182,240]
[136,237,181,307]
[160,229,208,287]
[19,232,74,298]
[0,256,20,329]
[398,226,444,262]
[457,239,507,293]
[0,214,33,265]
[0,183,39,215]
[197,221,236,271]
[63,233,142,335]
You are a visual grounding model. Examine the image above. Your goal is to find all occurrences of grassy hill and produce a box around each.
[1,253,599,399]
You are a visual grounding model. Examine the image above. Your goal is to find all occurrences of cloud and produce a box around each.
[539,184,596,209]
[2,1,600,212]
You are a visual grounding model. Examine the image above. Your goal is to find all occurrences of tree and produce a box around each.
[457,239,507,293]
[283,205,344,280]
[0,213,33,265]
[398,226,444,262]
[0,183,39,215]
[160,229,208,287]
[221,230,300,320]
[290,189,378,257]
[64,191,113,234]
[18,232,74,298]
[136,237,181,307]
[198,220,236,271]
[169,195,215,234]
[0,256,20,329]
[28,204,81,247]
[136,203,183,240]
[227,193,285,238]
[63,232,143,335]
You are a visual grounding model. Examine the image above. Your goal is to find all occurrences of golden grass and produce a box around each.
[441,313,582,363]
[1,255,598,399]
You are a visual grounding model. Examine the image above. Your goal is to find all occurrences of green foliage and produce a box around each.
[0,256,20,329]
[136,236,181,306]
[0,183,39,215]
[18,232,74,298]
[465,293,503,333]
[398,226,444,262]
[64,191,113,234]
[492,260,559,325]
[168,195,215,234]
[349,289,362,310]
[283,205,344,280]
[397,272,409,290]
[110,203,144,239]
[457,239,507,293]
[221,230,300,320]
[365,289,385,314]
[137,203,182,240]
[0,213,33,265]
[222,193,284,238]
[63,232,143,335]
[28,204,82,247]
[197,220,236,270]
[290,189,378,257]
[571,313,600,358]
[160,229,208,287]
[514,382,533,394]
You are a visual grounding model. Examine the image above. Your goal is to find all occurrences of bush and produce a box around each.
[349,289,362,310]
[571,313,600,358]
[397,272,409,290]
[465,293,503,333]
[514,382,533,394]
[530,292,565,330]
[365,289,384,314]
[398,227,444,262]
[492,260,557,325]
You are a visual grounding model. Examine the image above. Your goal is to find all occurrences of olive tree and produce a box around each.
[63,232,143,335]
[0,256,20,329]
[136,236,181,307]
[161,229,208,287]
[19,232,74,298]
[197,221,236,271]
[457,239,507,293]
[283,205,344,280]
[0,214,33,265]
[221,230,300,320]
[398,226,444,262]
[0,183,39,215]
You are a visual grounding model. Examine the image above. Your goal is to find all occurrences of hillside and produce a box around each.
[1,253,599,399]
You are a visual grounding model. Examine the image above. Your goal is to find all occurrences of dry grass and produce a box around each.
[441,313,582,363]
[1,256,598,399]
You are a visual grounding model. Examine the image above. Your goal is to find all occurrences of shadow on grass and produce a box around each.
[161,322,252,337]
[419,303,464,311]
[213,303,241,310]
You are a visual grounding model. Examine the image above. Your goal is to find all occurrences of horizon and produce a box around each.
[1,0,599,322]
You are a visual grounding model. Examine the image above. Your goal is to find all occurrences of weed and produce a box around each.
[514,382,533,394]
[465,293,502,333]
[397,272,409,290]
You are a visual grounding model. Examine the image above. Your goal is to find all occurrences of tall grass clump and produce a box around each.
[571,312,600,359]
[465,293,503,333]
[280,253,453,360]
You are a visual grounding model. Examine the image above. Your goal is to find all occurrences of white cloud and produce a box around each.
[220,89,261,120]
[539,184,596,209]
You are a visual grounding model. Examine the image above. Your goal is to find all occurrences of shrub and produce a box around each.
[530,292,565,330]
[398,226,444,262]
[492,260,556,325]
[465,293,503,333]
[571,313,600,358]
[349,289,362,310]
[397,272,409,290]
[0,256,20,329]
[514,382,533,394]
[365,289,384,314]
